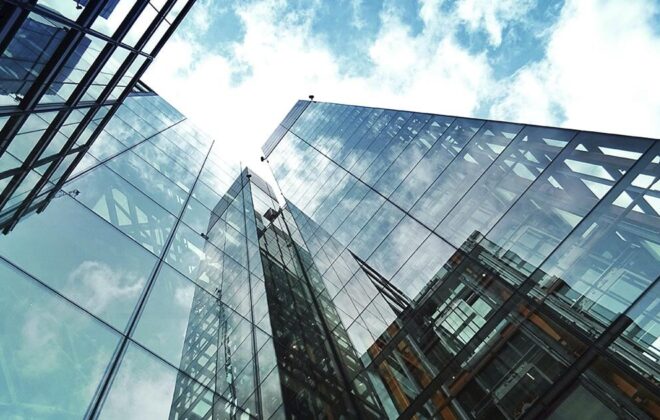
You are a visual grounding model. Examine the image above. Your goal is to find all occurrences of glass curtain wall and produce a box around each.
[264,100,660,420]
[0,93,283,419]
[0,0,196,231]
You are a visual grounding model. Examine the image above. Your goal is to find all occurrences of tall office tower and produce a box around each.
[0,0,197,232]
[1,4,658,418]
[0,2,289,416]
[263,100,660,419]
[0,88,289,418]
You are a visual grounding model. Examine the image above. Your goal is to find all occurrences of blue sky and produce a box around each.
[144,0,660,181]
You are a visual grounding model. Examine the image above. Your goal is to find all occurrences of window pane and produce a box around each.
[482,132,651,282]
[411,121,522,229]
[0,14,67,106]
[0,197,155,329]
[0,259,120,418]
[438,125,575,247]
[106,150,188,216]
[133,140,197,192]
[98,343,218,419]
[350,200,404,261]
[536,144,660,334]
[389,118,483,211]
[133,264,221,387]
[374,114,454,197]
[91,0,138,37]
[68,165,177,255]
[609,282,660,382]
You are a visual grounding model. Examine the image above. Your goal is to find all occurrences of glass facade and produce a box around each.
[0,92,285,418]
[0,0,196,232]
[263,100,660,419]
[0,4,658,416]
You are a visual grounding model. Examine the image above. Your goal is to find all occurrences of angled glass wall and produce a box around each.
[264,100,660,419]
[0,0,197,232]
[0,93,283,419]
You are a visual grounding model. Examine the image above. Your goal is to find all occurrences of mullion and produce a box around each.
[0,0,184,231]
[37,0,197,216]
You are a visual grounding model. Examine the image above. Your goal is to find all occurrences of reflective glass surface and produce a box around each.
[98,343,219,419]
[2,86,657,420]
[0,197,155,329]
[67,165,177,255]
[0,259,120,418]
[264,101,660,419]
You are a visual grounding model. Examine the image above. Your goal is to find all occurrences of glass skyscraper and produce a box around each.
[262,100,659,419]
[0,90,287,417]
[0,2,658,419]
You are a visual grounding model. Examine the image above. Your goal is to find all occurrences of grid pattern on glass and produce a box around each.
[265,100,660,419]
[0,0,196,233]
[0,92,278,418]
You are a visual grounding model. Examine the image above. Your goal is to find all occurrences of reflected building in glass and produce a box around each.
[0,88,293,417]
[0,0,196,231]
[0,0,286,418]
[0,1,658,417]
[262,100,660,419]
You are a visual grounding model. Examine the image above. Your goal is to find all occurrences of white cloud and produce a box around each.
[492,0,660,138]
[99,349,179,419]
[456,0,534,47]
[66,260,145,315]
[18,311,60,375]
[145,0,660,195]
[145,0,493,186]
[349,0,365,30]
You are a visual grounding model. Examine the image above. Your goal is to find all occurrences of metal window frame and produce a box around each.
[0,0,198,233]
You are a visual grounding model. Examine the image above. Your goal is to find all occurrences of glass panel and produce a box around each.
[481,132,651,281]
[0,14,68,106]
[102,108,145,148]
[374,114,454,197]
[122,4,158,47]
[133,140,197,192]
[609,281,659,382]
[182,197,222,235]
[150,131,204,175]
[583,357,658,419]
[98,343,218,419]
[4,169,44,211]
[367,216,430,280]
[390,118,483,211]
[411,121,522,229]
[106,150,188,216]
[438,125,575,247]
[0,196,156,329]
[91,0,138,37]
[67,165,177,255]
[87,130,126,161]
[536,144,659,335]
[133,263,220,387]
[165,222,234,295]
[390,233,457,299]
[549,384,617,420]
[143,16,170,54]
[361,113,431,186]
[41,34,105,104]
[83,46,130,102]
[114,103,159,139]
[334,189,385,248]
[0,259,120,418]
[72,153,101,177]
